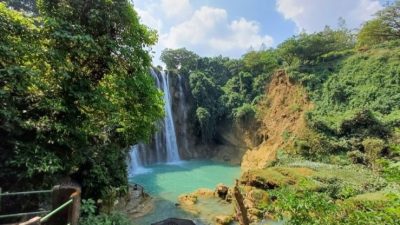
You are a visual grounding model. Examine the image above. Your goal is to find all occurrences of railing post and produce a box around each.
[46,184,81,225]
[69,191,81,225]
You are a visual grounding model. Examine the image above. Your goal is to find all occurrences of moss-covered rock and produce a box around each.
[240,167,315,190]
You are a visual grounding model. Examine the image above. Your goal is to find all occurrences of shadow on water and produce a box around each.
[128,160,241,225]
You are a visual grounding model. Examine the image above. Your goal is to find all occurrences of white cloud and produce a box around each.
[161,0,192,19]
[161,6,228,48]
[160,6,273,57]
[136,7,163,31]
[133,1,275,64]
[276,0,383,32]
[210,18,274,52]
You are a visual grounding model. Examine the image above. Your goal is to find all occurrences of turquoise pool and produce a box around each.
[129,160,241,224]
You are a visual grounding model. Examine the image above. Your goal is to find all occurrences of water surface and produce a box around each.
[129,160,241,224]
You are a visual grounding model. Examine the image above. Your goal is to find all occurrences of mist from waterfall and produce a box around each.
[128,144,150,175]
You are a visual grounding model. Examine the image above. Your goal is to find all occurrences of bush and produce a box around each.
[362,138,386,169]
[339,111,390,138]
[233,103,256,125]
[347,150,366,164]
[79,212,133,225]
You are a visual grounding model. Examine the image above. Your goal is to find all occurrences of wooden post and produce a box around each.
[69,191,81,225]
[233,179,250,225]
[46,184,81,225]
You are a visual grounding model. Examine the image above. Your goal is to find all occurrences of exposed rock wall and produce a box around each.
[241,70,312,170]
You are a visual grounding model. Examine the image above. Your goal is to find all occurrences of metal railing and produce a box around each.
[0,189,52,219]
[0,186,80,225]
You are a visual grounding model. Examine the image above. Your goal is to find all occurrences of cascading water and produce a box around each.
[128,144,149,175]
[160,71,181,162]
[128,69,181,174]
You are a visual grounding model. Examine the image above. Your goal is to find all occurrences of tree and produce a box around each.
[378,0,400,37]
[189,71,223,142]
[357,19,393,47]
[0,0,163,200]
[357,1,400,47]
[278,27,354,66]
[161,48,199,75]
[242,50,278,75]
[4,0,37,14]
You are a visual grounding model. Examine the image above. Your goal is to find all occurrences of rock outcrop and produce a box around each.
[241,71,312,170]
[178,185,235,225]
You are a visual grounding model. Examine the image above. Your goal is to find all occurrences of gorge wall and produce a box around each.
[131,69,310,170]
[169,70,249,163]
[131,68,249,168]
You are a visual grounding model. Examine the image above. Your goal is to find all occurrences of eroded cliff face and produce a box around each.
[169,72,249,163]
[169,73,197,159]
[241,71,312,170]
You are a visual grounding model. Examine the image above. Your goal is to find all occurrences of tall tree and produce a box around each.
[1,0,163,199]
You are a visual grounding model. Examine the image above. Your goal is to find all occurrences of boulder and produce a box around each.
[151,218,196,225]
[178,194,197,206]
[214,215,233,225]
[215,183,229,200]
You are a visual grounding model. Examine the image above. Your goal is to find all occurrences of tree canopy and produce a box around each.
[357,0,400,47]
[0,0,163,200]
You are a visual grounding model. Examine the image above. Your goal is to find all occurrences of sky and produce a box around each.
[132,0,391,66]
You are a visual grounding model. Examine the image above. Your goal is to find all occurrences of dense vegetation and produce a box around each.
[161,1,400,224]
[0,0,162,202]
[1,0,400,224]
[161,48,279,142]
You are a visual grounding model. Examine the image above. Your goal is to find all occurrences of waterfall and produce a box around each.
[128,144,150,175]
[160,71,181,162]
[128,69,181,174]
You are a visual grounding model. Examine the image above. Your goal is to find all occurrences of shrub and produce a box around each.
[362,138,386,169]
[347,150,366,164]
[79,212,133,225]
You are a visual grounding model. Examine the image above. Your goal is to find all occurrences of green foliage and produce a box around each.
[161,48,199,75]
[161,47,278,144]
[189,71,222,142]
[357,19,393,47]
[268,189,337,225]
[233,103,256,123]
[79,212,133,225]
[308,44,400,138]
[196,56,234,85]
[266,187,400,225]
[278,27,354,68]
[196,107,212,143]
[4,0,37,14]
[378,159,400,182]
[0,1,163,201]
[357,0,400,47]
[81,199,97,217]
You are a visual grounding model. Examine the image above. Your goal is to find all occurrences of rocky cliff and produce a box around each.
[241,70,312,170]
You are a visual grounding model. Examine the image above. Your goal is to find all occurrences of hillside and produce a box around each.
[236,41,400,224]
[241,70,312,169]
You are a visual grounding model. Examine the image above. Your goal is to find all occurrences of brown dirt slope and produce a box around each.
[241,70,312,170]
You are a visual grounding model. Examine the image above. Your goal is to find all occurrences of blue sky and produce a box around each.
[133,0,390,65]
